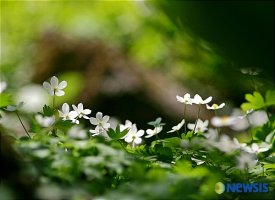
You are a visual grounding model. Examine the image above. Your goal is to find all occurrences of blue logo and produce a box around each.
[215,182,269,194]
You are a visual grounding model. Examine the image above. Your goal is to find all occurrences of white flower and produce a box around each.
[90,112,110,130]
[248,110,268,127]
[35,114,55,127]
[124,124,144,146]
[58,103,77,121]
[211,116,236,127]
[145,126,163,138]
[72,103,91,119]
[176,93,193,105]
[191,157,205,165]
[233,138,248,150]
[68,126,87,139]
[204,128,219,141]
[213,135,237,153]
[0,81,7,93]
[167,119,185,133]
[90,126,105,136]
[206,103,225,110]
[236,152,257,170]
[43,76,67,96]
[192,94,212,105]
[187,119,208,133]
[245,143,270,154]
[120,120,133,131]
[5,101,25,111]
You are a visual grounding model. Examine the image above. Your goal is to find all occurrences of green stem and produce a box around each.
[16,111,31,138]
[176,130,181,139]
[118,140,128,152]
[193,105,201,133]
[184,104,187,134]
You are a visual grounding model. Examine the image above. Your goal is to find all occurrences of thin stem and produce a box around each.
[250,76,258,91]
[214,110,221,134]
[52,91,57,136]
[246,117,253,142]
[16,111,31,138]
[184,104,187,134]
[193,105,201,133]
[176,130,181,139]
[118,140,128,152]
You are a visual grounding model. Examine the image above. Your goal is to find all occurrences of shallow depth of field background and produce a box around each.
[1,0,274,131]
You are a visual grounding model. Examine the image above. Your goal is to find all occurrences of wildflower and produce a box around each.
[240,68,261,76]
[124,124,144,147]
[206,103,225,110]
[35,114,55,127]
[147,117,165,127]
[176,93,193,105]
[90,126,105,136]
[233,138,248,150]
[211,116,236,127]
[236,152,257,170]
[187,119,208,133]
[191,157,205,165]
[248,110,268,127]
[0,81,7,93]
[145,126,163,138]
[167,119,185,133]
[90,112,110,135]
[204,128,219,141]
[5,101,25,112]
[43,76,67,96]
[245,143,270,154]
[72,103,91,119]
[214,135,237,153]
[192,94,212,105]
[68,126,87,139]
[120,120,133,131]
[59,103,78,121]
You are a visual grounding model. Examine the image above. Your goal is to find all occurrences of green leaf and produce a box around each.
[55,119,74,131]
[182,131,193,140]
[241,91,265,111]
[163,137,182,148]
[43,105,54,116]
[265,90,275,107]
[0,93,11,108]
[107,126,129,140]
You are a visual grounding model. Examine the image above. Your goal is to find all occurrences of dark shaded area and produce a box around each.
[0,129,36,199]
[158,1,274,82]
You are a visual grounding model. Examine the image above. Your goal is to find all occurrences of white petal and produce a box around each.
[83,109,92,115]
[43,82,53,92]
[193,94,202,103]
[176,95,184,103]
[62,103,70,113]
[136,130,144,137]
[167,129,176,133]
[72,104,78,111]
[187,123,195,130]
[58,81,67,89]
[103,115,109,123]
[96,112,103,120]
[103,123,110,129]
[145,134,154,138]
[78,103,83,111]
[125,135,133,143]
[50,76,59,87]
[90,117,98,125]
[220,103,225,108]
[203,96,212,104]
[55,90,65,96]
[134,137,142,144]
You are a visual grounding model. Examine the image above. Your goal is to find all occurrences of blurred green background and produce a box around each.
[1,0,274,126]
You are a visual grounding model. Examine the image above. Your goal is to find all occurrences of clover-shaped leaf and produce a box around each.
[241,91,265,111]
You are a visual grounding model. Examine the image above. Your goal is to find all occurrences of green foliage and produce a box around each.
[0,93,12,108]
[241,90,275,111]
[107,126,129,140]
